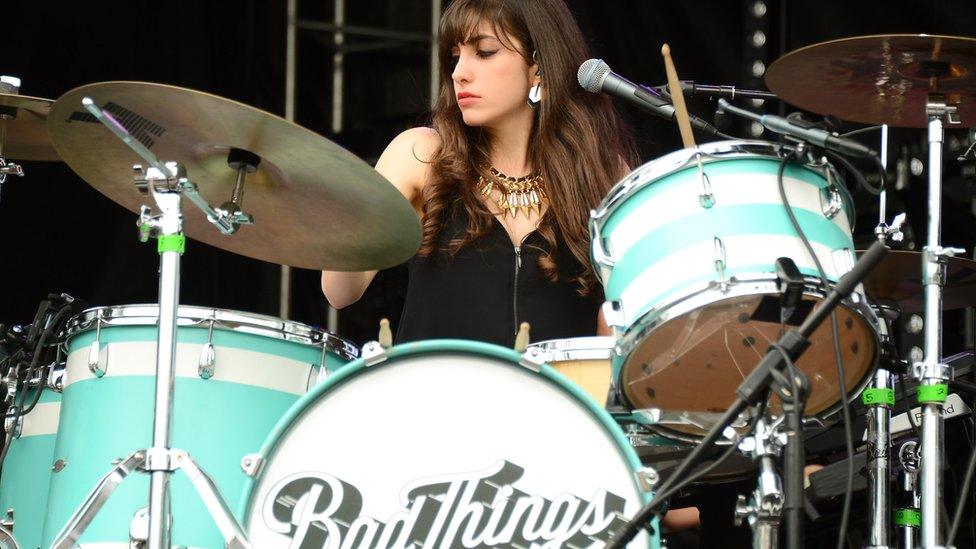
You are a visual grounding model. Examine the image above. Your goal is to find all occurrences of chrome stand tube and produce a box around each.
[896,441,921,549]
[735,417,784,549]
[915,102,961,547]
[865,369,894,548]
[147,187,183,549]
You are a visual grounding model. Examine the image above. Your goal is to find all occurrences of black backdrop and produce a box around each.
[3,0,975,346]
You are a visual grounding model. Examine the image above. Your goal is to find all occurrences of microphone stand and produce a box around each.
[607,241,890,548]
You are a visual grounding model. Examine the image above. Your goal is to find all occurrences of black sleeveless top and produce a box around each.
[396,204,603,347]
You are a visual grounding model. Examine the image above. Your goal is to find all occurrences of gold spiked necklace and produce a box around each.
[478,166,546,218]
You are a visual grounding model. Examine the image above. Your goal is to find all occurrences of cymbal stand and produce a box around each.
[0,76,25,203]
[895,440,921,549]
[864,123,903,549]
[51,98,252,548]
[734,416,786,549]
[914,90,964,547]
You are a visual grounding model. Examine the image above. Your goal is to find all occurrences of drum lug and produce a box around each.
[240,453,264,478]
[695,153,715,208]
[711,236,733,291]
[198,319,216,380]
[88,317,106,378]
[821,170,843,219]
[601,301,626,329]
[518,348,544,373]
[589,219,615,272]
[635,466,660,493]
[361,341,389,366]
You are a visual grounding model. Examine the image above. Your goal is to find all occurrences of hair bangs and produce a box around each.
[439,0,525,75]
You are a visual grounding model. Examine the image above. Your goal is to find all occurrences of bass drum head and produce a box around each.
[242,340,656,548]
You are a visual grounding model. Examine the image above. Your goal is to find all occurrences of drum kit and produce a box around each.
[0,32,975,549]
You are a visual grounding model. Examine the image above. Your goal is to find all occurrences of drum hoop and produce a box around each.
[238,339,651,523]
[614,276,880,422]
[65,304,358,360]
[591,139,853,229]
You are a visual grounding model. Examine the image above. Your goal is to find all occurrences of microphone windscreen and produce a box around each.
[577,59,610,92]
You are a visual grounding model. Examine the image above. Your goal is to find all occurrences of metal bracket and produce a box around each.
[635,467,660,493]
[518,348,544,373]
[360,341,388,366]
[911,361,954,383]
[88,317,106,378]
[922,245,966,286]
[926,93,961,125]
[695,153,714,208]
[820,169,843,219]
[240,453,264,478]
[198,318,216,380]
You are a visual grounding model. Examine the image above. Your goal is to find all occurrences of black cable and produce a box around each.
[632,400,770,520]
[776,151,855,549]
[824,150,883,196]
[840,125,884,138]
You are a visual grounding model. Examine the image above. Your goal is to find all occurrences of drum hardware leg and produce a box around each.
[864,368,895,549]
[895,440,921,549]
[608,241,891,548]
[735,417,785,549]
[51,449,251,549]
[915,91,962,548]
[64,99,257,549]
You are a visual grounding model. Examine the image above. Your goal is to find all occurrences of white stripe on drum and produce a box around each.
[18,401,60,437]
[65,342,318,395]
[605,174,851,259]
[614,234,854,326]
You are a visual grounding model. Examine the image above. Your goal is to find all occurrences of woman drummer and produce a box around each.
[323,0,632,344]
[321,0,702,540]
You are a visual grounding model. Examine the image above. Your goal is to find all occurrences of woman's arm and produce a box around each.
[321,127,438,308]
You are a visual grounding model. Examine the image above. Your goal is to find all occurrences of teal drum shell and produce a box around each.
[240,339,659,548]
[591,141,878,435]
[41,305,357,548]
[0,386,61,549]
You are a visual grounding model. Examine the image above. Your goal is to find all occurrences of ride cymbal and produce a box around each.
[48,82,420,271]
[766,34,976,128]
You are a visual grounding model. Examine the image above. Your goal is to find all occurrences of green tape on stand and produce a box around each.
[157,235,186,255]
[893,508,920,527]
[861,388,895,406]
[917,383,948,404]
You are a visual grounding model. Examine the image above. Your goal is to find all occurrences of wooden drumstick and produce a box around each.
[661,43,696,149]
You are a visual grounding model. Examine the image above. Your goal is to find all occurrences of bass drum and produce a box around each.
[241,340,659,548]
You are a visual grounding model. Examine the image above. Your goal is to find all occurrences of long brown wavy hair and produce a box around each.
[419,0,638,295]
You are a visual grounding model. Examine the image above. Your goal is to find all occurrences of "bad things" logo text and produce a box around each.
[261,460,633,548]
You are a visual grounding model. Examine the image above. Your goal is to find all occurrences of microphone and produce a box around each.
[717,98,878,159]
[578,59,729,139]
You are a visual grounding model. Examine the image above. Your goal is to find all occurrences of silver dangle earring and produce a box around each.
[527,50,542,108]
[527,82,542,108]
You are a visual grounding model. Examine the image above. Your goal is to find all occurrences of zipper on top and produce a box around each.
[513,245,522,336]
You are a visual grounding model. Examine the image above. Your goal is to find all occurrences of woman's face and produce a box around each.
[450,22,539,128]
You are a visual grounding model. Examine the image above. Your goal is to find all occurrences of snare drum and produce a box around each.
[41,305,358,548]
[591,141,879,437]
[241,340,659,548]
[525,336,614,404]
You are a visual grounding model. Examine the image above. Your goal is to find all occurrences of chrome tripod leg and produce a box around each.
[174,450,251,548]
[50,452,145,549]
[864,369,894,548]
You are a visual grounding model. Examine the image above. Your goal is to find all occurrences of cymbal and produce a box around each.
[0,93,60,161]
[48,82,420,271]
[860,249,976,312]
[766,34,976,128]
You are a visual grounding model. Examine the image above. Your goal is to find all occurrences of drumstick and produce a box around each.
[661,43,696,149]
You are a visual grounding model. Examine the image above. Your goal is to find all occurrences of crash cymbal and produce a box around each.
[0,94,60,161]
[766,34,976,128]
[859,249,976,312]
[48,82,420,271]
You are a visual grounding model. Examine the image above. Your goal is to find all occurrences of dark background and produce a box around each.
[3,1,976,545]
